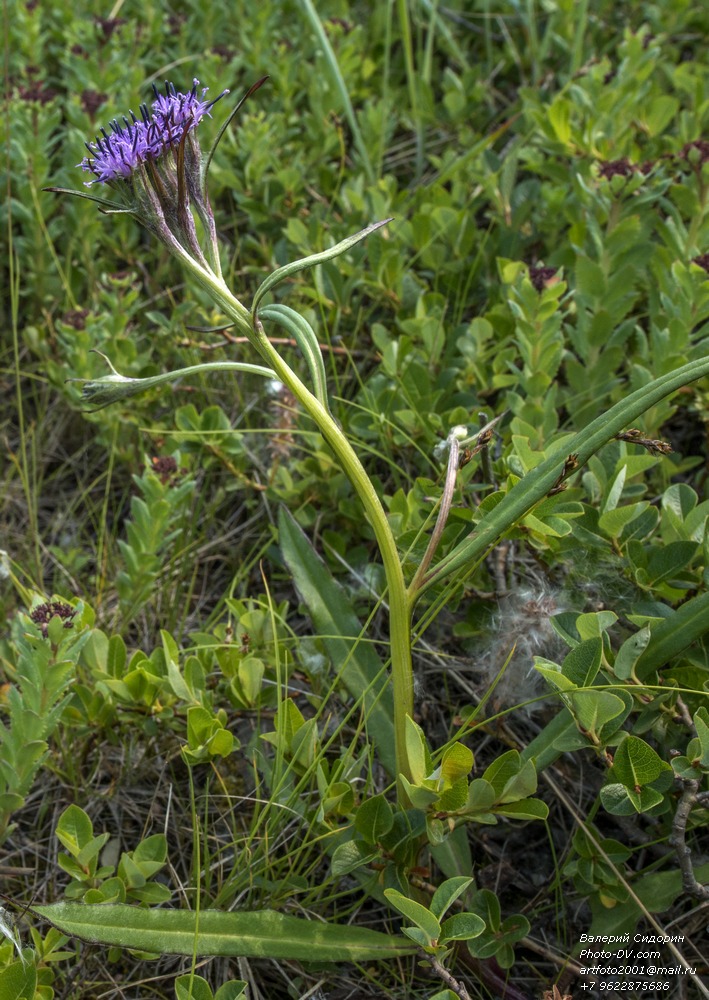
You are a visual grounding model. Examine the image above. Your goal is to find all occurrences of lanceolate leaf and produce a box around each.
[258,304,330,412]
[252,220,392,316]
[634,591,709,679]
[43,186,134,212]
[70,356,276,411]
[420,355,709,594]
[278,508,396,775]
[32,903,415,961]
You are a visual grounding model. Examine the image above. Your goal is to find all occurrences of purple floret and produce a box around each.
[79,79,228,185]
[151,80,226,138]
[147,80,227,158]
[80,114,151,183]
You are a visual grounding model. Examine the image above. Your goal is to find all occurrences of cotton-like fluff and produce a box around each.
[474,582,566,715]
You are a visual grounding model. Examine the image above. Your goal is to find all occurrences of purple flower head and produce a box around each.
[150,79,227,146]
[80,112,151,183]
[79,79,228,185]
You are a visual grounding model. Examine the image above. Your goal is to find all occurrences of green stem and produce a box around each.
[199,273,414,790]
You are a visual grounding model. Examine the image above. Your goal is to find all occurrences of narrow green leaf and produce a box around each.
[603,465,627,513]
[71,358,276,411]
[521,708,577,771]
[106,634,126,677]
[252,220,392,316]
[297,0,375,182]
[290,716,318,768]
[202,77,269,192]
[422,354,709,593]
[274,699,306,747]
[162,630,191,702]
[32,903,415,961]
[76,833,111,869]
[612,627,651,680]
[635,591,709,679]
[693,708,709,765]
[43,186,134,212]
[548,97,572,144]
[278,508,395,774]
[259,304,330,413]
[535,664,578,693]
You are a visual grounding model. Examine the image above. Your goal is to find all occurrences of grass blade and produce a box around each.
[297,0,375,183]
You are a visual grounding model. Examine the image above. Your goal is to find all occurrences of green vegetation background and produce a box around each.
[2,1,709,998]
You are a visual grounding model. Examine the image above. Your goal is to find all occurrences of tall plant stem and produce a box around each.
[199,273,415,791]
